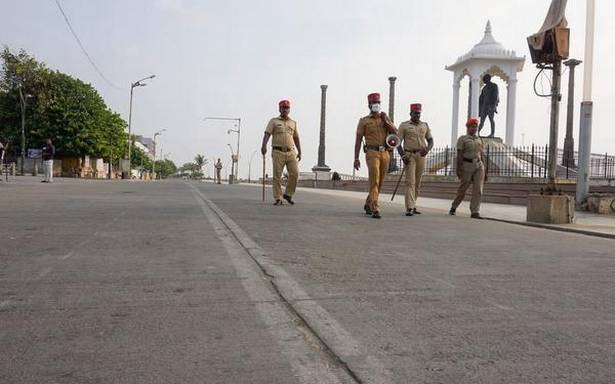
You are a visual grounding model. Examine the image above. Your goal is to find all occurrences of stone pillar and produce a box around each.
[505,79,517,146]
[470,76,480,118]
[467,78,472,120]
[312,84,330,174]
[563,59,582,167]
[387,76,398,173]
[451,81,461,147]
[388,76,397,122]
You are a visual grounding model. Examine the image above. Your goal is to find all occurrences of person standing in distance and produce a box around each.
[42,138,55,183]
[261,100,302,205]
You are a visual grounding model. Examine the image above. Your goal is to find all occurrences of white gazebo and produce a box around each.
[446,21,525,147]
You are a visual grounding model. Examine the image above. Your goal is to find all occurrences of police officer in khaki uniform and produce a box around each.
[354,93,398,219]
[397,103,433,216]
[449,117,486,219]
[261,100,302,205]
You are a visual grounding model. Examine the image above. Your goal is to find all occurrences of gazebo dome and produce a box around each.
[445,20,525,147]
[448,21,521,70]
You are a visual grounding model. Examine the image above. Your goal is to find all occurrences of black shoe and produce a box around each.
[413,208,421,215]
[405,209,414,216]
[471,213,483,219]
[449,208,456,216]
[283,194,295,205]
[372,211,381,219]
[273,199,284,206]
[364,204,372,215]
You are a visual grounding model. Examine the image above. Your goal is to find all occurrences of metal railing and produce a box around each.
[390,145,615,180]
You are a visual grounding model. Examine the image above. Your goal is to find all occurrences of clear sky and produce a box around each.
[2,0,612,178]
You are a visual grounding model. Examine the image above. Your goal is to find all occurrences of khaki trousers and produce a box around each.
[365,150,390,212]
[403,153,425,210]
[272,149,299,200]
[451,162,485,214]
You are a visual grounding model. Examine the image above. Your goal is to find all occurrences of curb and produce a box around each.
[484,217,615,240]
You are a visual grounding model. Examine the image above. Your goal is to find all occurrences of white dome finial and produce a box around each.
[485,20,492,35]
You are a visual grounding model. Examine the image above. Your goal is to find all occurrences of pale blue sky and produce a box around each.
[2,0,613,177]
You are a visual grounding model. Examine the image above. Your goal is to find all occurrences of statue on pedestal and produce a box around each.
[478,74,499,137]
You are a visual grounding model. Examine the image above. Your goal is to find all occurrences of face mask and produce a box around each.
[370,103,381,113]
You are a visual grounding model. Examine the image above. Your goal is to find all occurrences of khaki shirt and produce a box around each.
[398,120,432,152]
[356,114,388,147]
[265,117,298,149]
[457,134,483,160]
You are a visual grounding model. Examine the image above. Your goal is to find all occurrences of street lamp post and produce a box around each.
[576,0,596,207]
[126,74,155,179]
[227,144,235,183]
[204,117,241,183]
[248,149,258,183]
[17,86,32,175]
[152,129,166,180]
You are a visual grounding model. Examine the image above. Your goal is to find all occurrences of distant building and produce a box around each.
[134,135,156,159]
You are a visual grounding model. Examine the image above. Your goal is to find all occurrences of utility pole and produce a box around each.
[546,58,562,191]
[576,0,596,207]
[562,59,582,168]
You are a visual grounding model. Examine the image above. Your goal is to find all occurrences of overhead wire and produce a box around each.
[533,66,552,98]
[53,0,124,90]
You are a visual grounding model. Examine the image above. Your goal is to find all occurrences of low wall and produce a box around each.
[297,177,615,206]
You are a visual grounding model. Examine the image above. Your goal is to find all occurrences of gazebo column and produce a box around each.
[505,79,517,146]
[451,80,461,146]
[470,76,480,118]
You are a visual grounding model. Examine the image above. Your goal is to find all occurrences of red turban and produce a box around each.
[367,93,381,103]
[466,117,479,127]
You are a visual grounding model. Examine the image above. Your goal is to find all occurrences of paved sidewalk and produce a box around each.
[291,186,615,238]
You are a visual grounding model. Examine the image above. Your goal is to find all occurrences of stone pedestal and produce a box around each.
[313,169,331,181]
[527,194,575,224]
[481,137,528,177]
[587,195,615,215]
[481,136,504,146]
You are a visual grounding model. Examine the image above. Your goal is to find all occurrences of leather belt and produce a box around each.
[463,157,481,163]
[273,146,293,152]
[404,149,421,154]
[365,145,387,152]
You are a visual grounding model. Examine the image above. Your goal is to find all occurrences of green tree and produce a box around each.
[130,146,153,171]
[154,159,177,179]
[0,47,127,161]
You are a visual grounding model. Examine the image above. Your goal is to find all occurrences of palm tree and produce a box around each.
[193,154,207,179]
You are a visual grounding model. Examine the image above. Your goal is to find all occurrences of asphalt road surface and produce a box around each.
[2,179,614,383]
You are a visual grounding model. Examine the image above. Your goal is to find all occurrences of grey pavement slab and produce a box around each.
[3,178,615,383]
[289,185,615,238]
[1,178,348,384]
[200,182,615,384]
